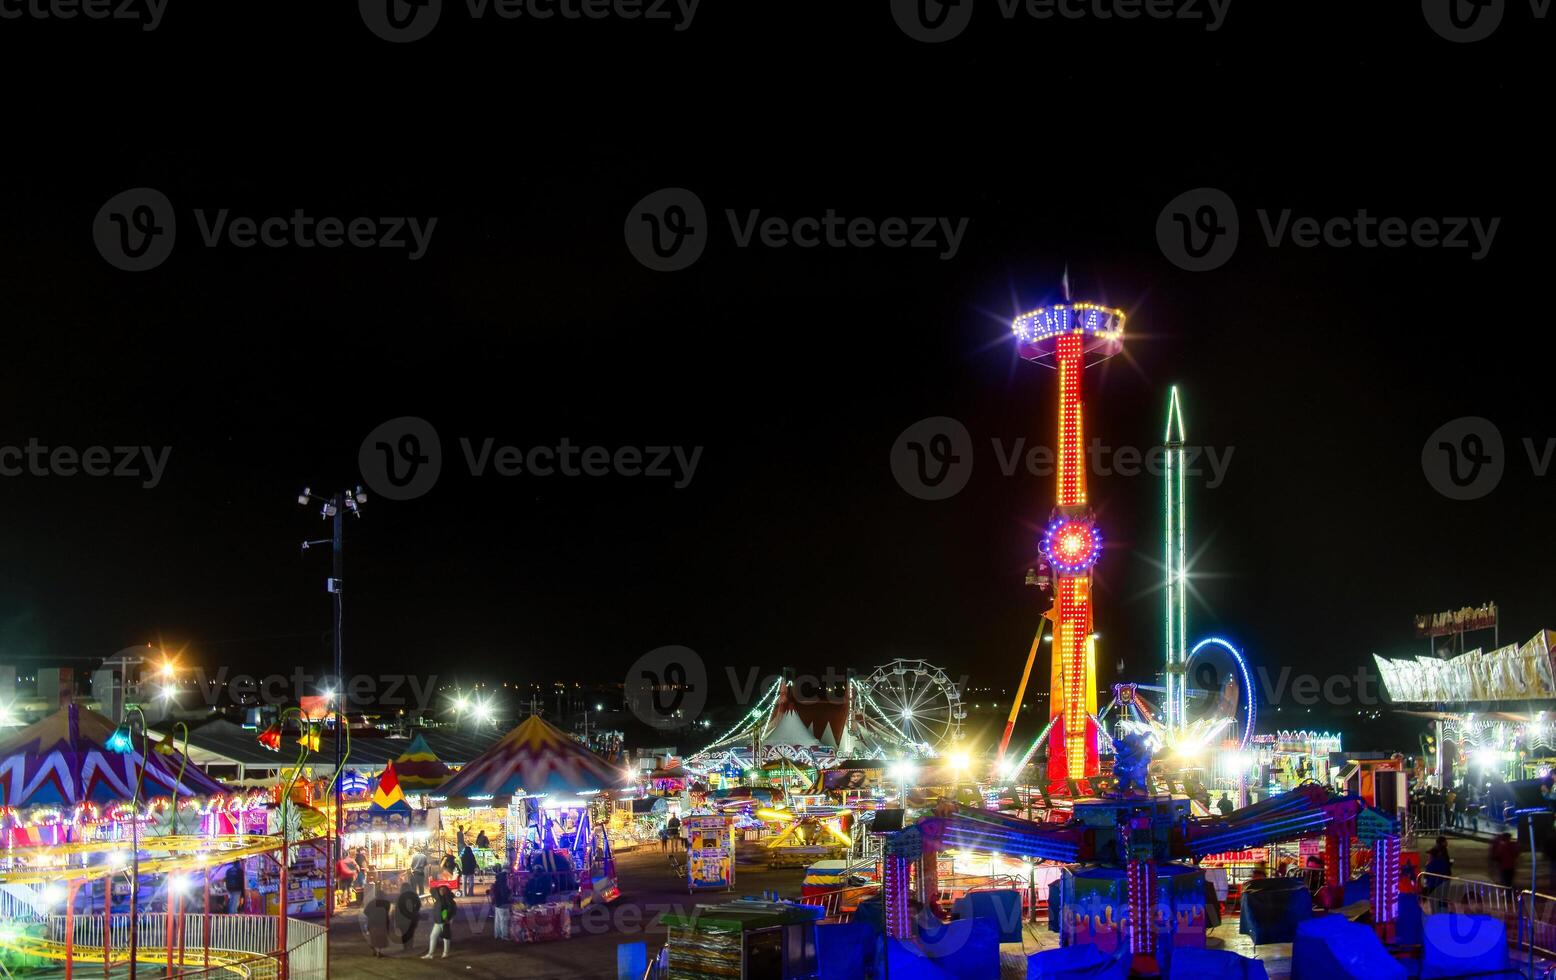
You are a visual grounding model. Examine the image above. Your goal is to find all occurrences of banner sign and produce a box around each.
[1415,603,1498,638]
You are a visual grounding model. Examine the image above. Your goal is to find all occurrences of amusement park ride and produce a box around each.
[868,292,1403,973]
[995,295,1257,792]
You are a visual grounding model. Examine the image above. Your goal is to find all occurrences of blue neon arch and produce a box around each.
[1188,636,1256,751]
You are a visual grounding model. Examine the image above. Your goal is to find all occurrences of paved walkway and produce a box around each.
[328,845,812,980]
[327,835,1532,980]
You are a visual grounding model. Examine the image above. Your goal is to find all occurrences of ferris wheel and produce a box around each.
[860,659,966,752]
[1182,636,1257,750]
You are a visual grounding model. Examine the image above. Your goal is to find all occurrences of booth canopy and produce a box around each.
[436,714,630,803]
[0,704,228,806]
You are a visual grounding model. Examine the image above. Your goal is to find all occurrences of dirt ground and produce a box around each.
[327,843,812,980]
[326,831,1524,980]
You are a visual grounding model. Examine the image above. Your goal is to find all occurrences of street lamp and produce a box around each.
[107,705,151,980]
[298,485,367,840]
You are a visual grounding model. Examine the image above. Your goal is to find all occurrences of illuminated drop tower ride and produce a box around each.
[1163,386,1188,737]
[1012,301,1125,785]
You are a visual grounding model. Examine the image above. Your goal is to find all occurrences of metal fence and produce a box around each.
[22,912,327,980]
[1418,872,1556,961]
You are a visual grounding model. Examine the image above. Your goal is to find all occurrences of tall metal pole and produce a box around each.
[332,492,345,846]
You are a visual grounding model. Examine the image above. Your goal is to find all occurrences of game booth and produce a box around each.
[434,713,633,944]
[341,761,439,899]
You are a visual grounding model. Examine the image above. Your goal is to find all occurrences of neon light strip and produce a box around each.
[1056,334,1086,507]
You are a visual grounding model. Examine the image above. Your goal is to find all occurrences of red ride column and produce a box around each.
[1047,332,1098,785]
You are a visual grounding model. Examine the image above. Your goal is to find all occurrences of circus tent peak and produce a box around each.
[435,713,630,803]
[764,679,851,747]
[0,704,227,807]
[390,732,451,790]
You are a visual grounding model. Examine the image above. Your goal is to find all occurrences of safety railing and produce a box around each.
[1416,873,1556,961]
[21,912,326,980]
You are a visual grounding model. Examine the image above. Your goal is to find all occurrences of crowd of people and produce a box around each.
[352,829,592,957]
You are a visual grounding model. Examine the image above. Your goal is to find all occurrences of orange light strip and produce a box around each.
[1056,333,1087,508]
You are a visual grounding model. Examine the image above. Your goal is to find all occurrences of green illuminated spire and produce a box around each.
[1164,386,1187,734]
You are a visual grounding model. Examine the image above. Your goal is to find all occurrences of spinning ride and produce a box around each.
[1012,300,1125,785]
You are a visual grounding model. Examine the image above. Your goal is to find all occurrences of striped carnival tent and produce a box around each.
[390,733,452,790]
[0,704,227,806]
[436,714,631,804]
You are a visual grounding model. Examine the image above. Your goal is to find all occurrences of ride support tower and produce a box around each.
[1012,301,1125,786]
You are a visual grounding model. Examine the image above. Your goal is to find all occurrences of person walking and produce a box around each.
[360,884,392,958]
[489,865,511,940]
[666,813,681,851]
[1424,837,1452,894]
[354,847,370,892]
[460,845,478,895]
[1491,832,1518,888]
[1444,788,1458,830]
[659,824,669,854]
[423,885,456,959]
[394,881,422,953]
[223,860,247,913]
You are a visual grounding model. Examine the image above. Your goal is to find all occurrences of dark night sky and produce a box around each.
[0,3,1549,748]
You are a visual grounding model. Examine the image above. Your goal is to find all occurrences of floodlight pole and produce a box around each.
[299,486,363,848]
[331,492,344,845]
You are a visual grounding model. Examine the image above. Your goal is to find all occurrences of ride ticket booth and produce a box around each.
[683,812,735,893]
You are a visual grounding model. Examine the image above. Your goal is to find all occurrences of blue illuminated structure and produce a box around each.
[1187,636,1257,751]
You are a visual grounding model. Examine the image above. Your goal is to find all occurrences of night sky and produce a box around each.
[1,2,1548,749]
